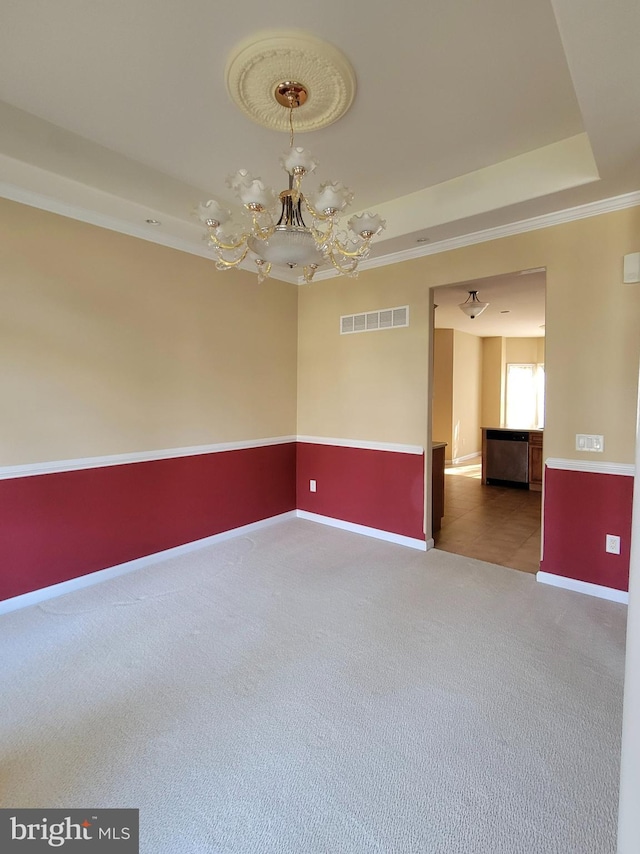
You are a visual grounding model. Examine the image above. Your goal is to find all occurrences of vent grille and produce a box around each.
[340,305,409,335]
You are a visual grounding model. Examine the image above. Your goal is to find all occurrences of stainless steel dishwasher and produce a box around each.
[485,429,529,486]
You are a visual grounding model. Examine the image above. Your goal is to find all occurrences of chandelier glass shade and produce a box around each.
[197,83,386,283]
[459,290,489,319]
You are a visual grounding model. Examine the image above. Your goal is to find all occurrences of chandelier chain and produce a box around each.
[289,104,295,149]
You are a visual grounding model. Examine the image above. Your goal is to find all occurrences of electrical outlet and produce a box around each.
[605,534,621,555]
[309,479,316,493]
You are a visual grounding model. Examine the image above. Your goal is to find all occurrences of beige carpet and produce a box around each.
[0,519,627,853]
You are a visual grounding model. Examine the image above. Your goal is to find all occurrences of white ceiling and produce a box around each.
[434,271,546,338]
[0,0,638,281]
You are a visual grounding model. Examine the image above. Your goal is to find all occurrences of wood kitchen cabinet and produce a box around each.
[528,430,543,491]
[432,443,446,533]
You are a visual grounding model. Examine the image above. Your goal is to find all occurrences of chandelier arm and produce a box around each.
[208,231,251,252]
[304,198,333,222]
[213,246,250,268]
[310,223,332,245]
[251,210,276,239]
[332,235,373,259]
[326,249,359,276]
[307,209,336,245]
[251,223,276,240]
[256,261,272,284]
[303,265,318,283]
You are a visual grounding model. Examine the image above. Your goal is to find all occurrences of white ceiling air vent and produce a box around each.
[340,305,409,335]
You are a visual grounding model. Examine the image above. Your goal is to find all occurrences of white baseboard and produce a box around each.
[536,570,629,604]
[295,510,427,551]
[0,511,297,616]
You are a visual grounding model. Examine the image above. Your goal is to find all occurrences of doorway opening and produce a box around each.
[430,269,546,574]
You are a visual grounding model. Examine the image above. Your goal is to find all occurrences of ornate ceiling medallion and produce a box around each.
[225,31,356,132]
[198,32,385,283]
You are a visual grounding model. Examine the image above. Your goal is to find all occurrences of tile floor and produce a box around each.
[434,458,542,574]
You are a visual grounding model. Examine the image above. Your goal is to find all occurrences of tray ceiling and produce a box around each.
[0,0,638,281]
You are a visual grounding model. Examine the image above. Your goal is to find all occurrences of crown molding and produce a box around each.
[1,178,638,286]
[0,180,298,284]
[0,179,214,257]
[306,190,640,282]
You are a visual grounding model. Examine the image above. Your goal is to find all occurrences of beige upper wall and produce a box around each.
[432,328,482,458]
[0,197,298,465]
[3,198,639,466]
[298,205,640,462]
[297,270,431,447]
[505,337,545,364]
[432,329,453,447]
[452,330,482,459]
[481,337,505,428]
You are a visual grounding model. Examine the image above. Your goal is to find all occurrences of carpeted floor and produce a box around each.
[0,519,627,853]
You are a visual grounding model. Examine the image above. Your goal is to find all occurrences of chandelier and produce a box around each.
[459,290,489,319]
[197,81,386,284]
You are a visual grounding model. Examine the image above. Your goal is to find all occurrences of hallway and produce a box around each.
[434,459,542,574]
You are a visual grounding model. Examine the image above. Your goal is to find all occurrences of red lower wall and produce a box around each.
[541,467,633,591]
[0,443,296,602]
[5,448,630,604]
[296,443,425,541]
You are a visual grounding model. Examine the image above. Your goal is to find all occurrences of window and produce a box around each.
[505,363,545,429]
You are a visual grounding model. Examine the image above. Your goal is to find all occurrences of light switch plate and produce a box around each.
[576,434,604,452]
[623,252,640,284]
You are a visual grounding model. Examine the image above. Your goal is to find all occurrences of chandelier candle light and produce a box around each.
[197,81,385,283]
